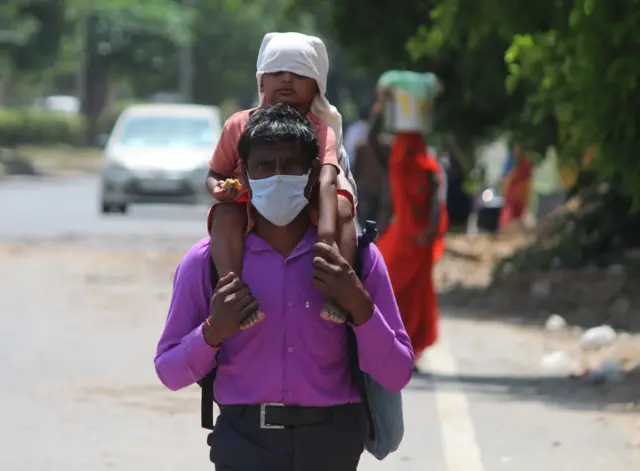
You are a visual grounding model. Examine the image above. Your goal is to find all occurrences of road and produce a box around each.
[1,175,639,471]
[0,175,208,251]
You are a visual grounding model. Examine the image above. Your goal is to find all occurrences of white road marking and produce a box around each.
[425,337,486,471]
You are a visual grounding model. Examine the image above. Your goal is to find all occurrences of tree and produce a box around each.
[408,0,640,267]
[407,0,640,204]
[190,0,290,108]
[65,0,191,141]
[0,0,66,104]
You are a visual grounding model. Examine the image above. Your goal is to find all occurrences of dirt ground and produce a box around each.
[436,227,640,331]
[0,146,102,180]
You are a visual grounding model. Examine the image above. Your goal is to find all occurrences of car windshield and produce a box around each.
[117,115,216,148]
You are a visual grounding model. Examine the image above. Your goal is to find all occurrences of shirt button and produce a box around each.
[288,301,294,308]
[287,347,294,353]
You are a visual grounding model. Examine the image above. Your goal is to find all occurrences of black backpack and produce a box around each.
[197,220,379,432]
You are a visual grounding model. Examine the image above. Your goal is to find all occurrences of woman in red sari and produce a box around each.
[375,105,448,370]
[500,144,533,229]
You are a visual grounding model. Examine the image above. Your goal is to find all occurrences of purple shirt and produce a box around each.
[154,227,414,406]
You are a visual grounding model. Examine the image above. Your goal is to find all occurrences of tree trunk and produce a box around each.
[80,13,110,146]
[81,57,109,146]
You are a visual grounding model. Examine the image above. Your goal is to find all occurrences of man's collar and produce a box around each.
[245,225,317,259]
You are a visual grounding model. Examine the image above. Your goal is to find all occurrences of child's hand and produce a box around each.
[212,180,240,202]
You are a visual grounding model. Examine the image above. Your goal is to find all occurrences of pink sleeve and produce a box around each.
[314,122,341,172]
[208,111,246,177]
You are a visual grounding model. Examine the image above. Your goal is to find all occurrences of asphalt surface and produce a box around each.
[0,175,209,251]
[1,175,639,471]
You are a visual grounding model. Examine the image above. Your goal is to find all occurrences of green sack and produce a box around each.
[378,70,440,100]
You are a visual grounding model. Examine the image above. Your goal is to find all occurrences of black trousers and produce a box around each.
[208,403,365,471]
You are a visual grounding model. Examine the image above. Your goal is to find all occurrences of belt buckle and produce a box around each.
[260,403,285,429]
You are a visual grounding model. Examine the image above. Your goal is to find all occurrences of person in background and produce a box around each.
[439,147,472,227]
[434,147,449,208]
[374,89,448,372]
[155,104,413,471]
[343,105,370,170]
[351,103,390,229]
[356,100,395,232]
[500,143,533,229]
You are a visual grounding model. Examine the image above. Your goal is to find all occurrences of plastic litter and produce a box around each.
[545,314,567,332]
[540,351,579,375]
[580,325,617,350]
[582,361,625,384]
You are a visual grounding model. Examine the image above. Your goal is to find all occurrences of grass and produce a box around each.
[17,145,103,174]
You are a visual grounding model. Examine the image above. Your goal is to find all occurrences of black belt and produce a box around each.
[219,403,355,429]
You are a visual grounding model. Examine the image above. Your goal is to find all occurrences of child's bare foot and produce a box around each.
[321,300,349,324]
[239,311,265,330]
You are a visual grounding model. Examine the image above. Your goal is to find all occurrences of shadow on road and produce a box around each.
[407,369,640,414]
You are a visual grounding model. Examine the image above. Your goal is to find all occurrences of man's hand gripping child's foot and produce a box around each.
[312,241,355,325]
[321,299,349,324]
[207,182,263,331]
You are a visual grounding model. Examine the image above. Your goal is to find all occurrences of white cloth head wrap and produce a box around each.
[256,32,343,146]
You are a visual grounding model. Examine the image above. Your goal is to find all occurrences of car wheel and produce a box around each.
[101,202,128,214]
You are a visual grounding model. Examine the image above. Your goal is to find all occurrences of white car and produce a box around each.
[99,103,221,213]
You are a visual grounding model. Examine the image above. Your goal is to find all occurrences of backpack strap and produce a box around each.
[347,220,378,440]
[197,369,216,430]
[197,256,220,430]
[355,220,378,279]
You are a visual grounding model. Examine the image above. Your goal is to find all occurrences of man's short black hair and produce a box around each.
[237,103,319,166]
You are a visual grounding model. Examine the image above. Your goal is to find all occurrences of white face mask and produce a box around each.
[248,172,310,226]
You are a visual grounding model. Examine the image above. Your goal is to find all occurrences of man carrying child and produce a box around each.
[154,104,413,471]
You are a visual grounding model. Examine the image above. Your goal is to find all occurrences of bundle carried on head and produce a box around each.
[377,70,442,100]
[377,70,442,134]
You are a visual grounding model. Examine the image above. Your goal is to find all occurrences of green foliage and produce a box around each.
[190,0,287,106]
[0,109,84,146]
[77,0,192,74]
[0,0,67,79]
[501,0,640,205]
[407,0,640,204]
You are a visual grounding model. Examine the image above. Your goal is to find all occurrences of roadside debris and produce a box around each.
[540,351,580,375]
[581,361,625,385]
[545,314,567,332]
[539,319,640,386]
[580,325,617,350]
